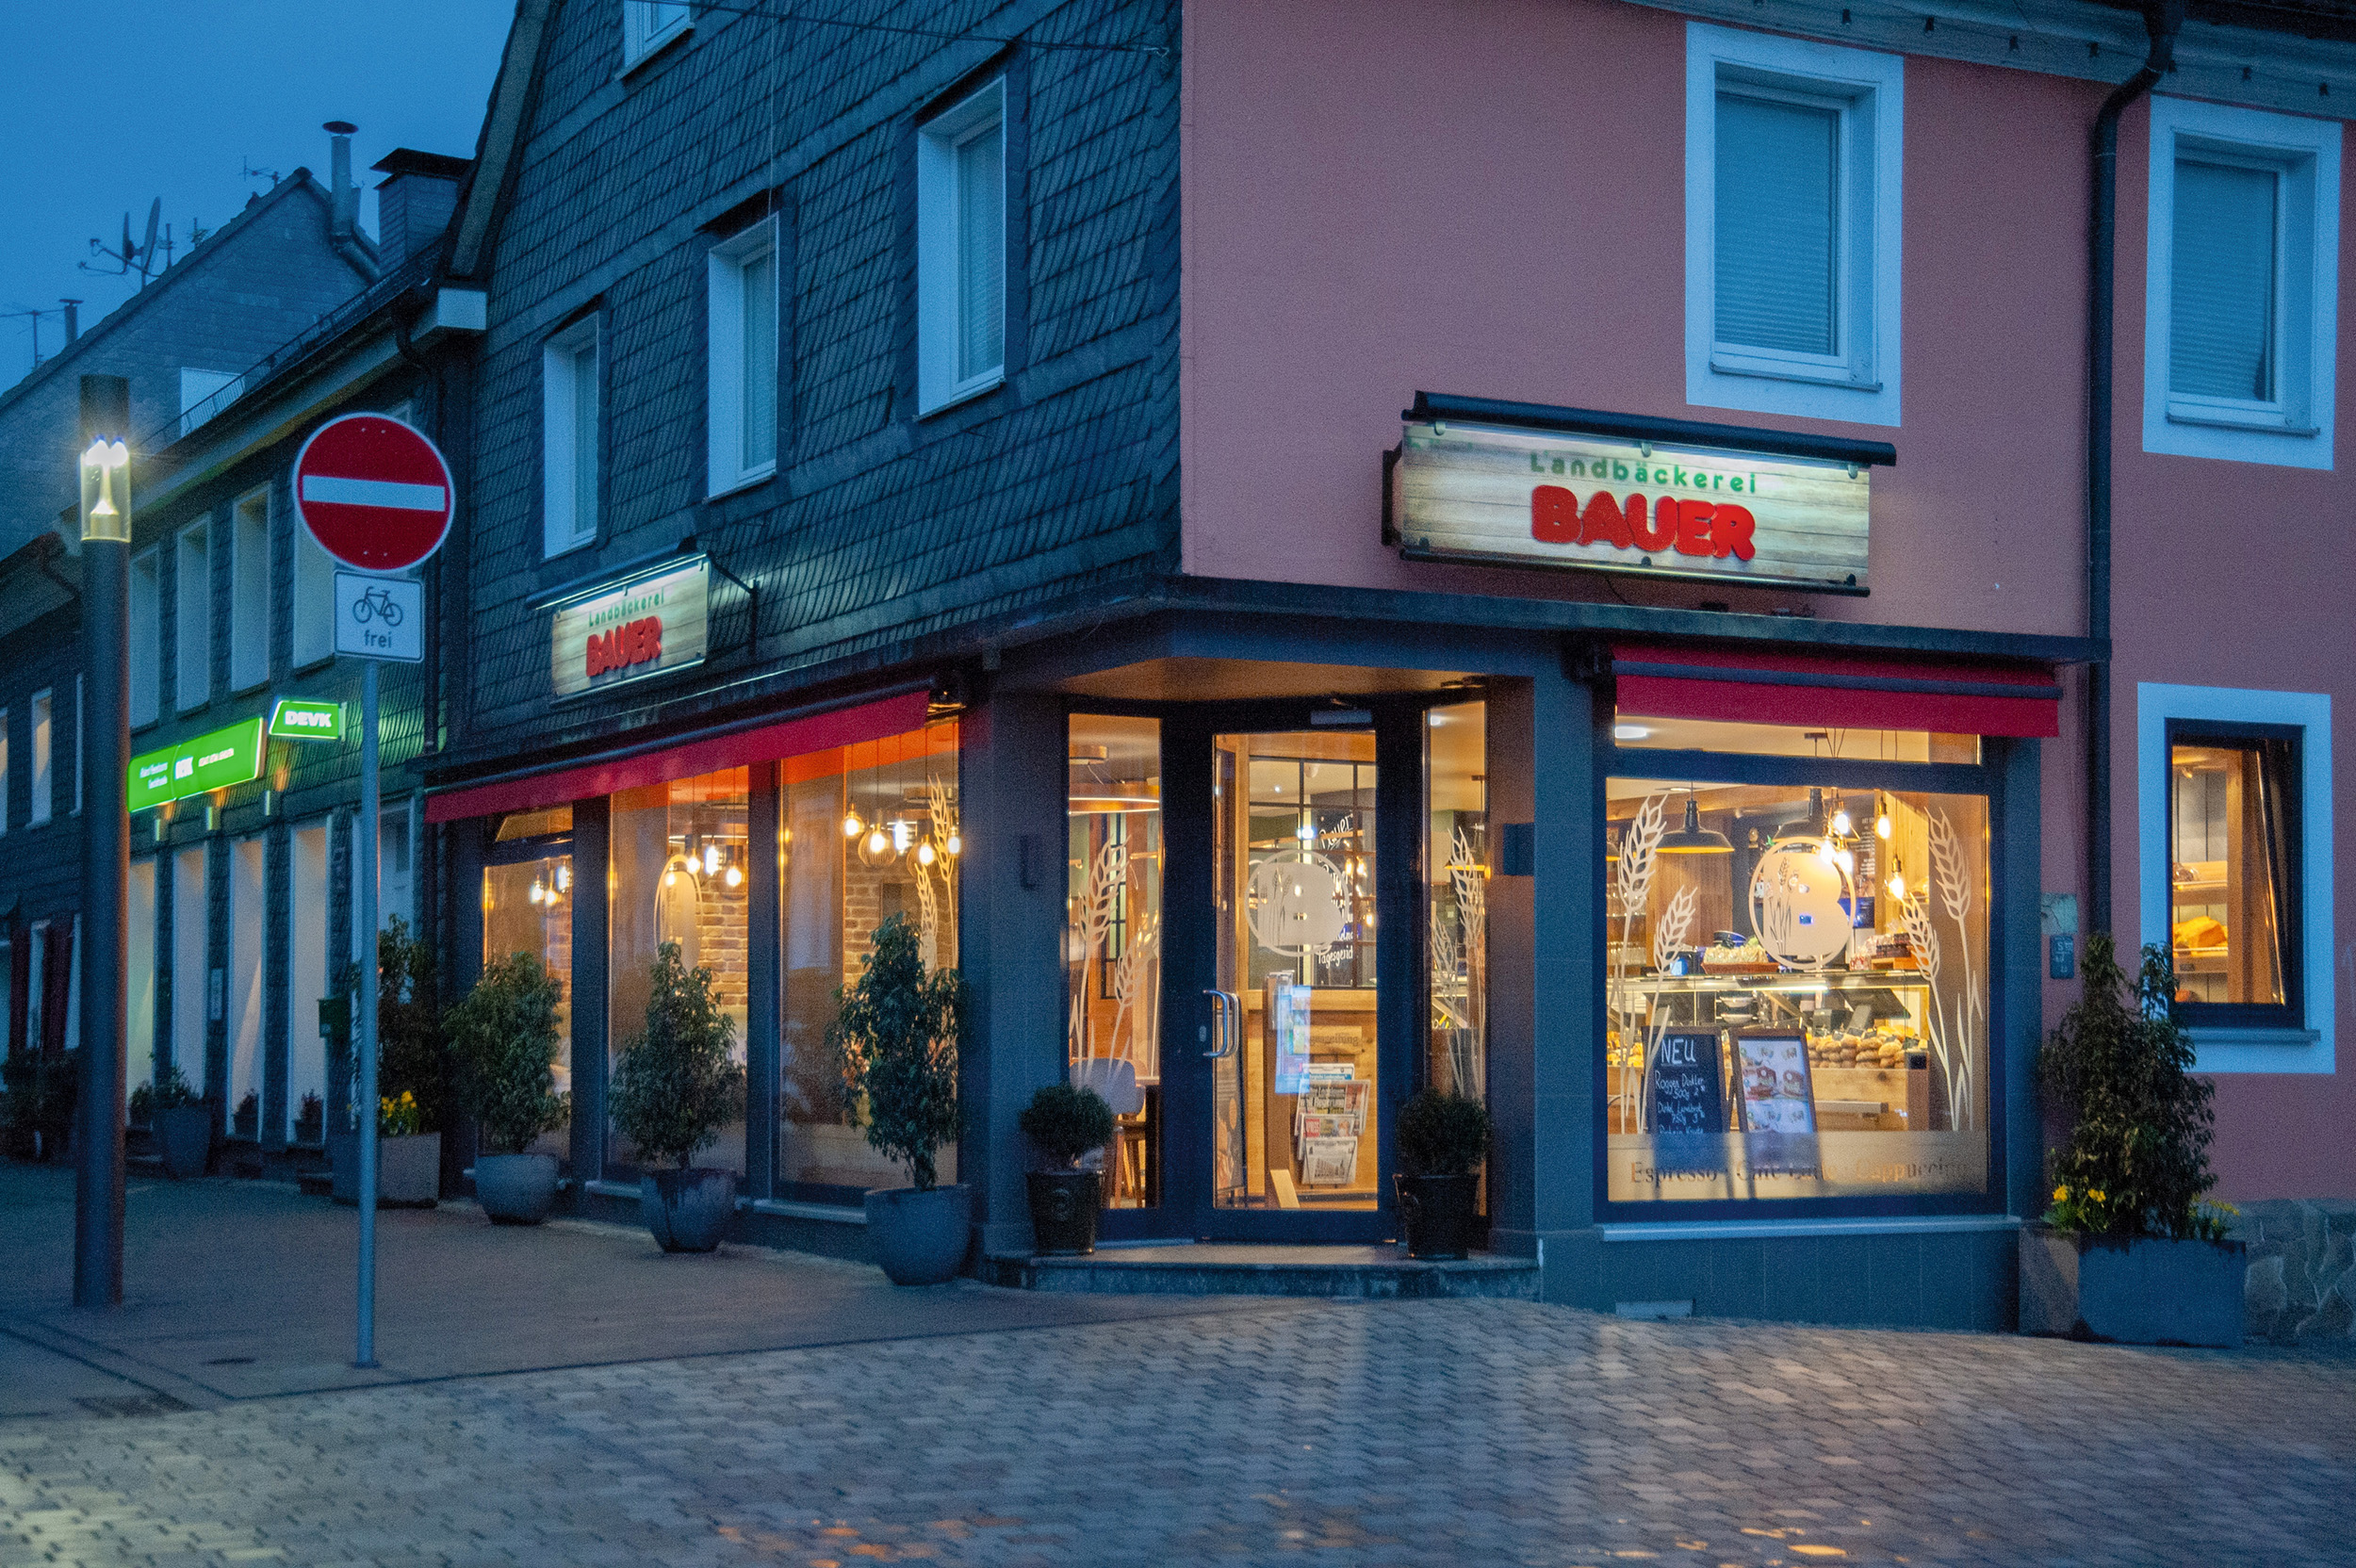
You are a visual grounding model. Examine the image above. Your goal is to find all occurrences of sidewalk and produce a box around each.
[0,1162,1295,1409]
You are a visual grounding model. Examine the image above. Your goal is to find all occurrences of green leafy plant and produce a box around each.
[128,1083,155,1128]
[150,1064,200,1111]
[296,1092,324,1138]
[335,917,450,1134]
[447,951,571,1155]
[831,913,963,1190]
[2,1048,77,1155]
[234,1092,259,1135]
[379,1090,424,1137]
[609,940,744,1169]
[1020,1083,1115,1169]
[2039,935,2220,1241]
[1397,1088,1492,1177]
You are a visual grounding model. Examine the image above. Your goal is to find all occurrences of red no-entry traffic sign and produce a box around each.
[292,413,454,572]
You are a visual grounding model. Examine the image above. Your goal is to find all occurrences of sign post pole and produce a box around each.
[290,412,451,1376]
[355,660,380,1368]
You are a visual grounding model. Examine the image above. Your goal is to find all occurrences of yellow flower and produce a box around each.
[2089,1189,2106,1203]
[2053,1184,2068,1201]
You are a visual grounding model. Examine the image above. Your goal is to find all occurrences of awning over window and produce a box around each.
[1610,643,2061,738]
[424,689,934,823]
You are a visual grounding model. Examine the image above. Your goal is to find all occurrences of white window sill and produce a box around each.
[620,22,691,75]
[918,368,1005,419]
[707,465,776,502]
[2165,400,2318,436]
[1709,351,1882,394]
[543,535,597,563]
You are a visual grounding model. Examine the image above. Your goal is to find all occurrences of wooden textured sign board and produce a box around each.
[1390,419,1872,594]
[549,556,711,699]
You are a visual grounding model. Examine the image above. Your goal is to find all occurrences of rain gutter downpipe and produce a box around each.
[2086,0,2184,937]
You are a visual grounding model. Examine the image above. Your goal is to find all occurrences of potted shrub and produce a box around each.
[150,1065,212,1179]
[2020,935,2245,1347]
[448,950,571,1225]
[2,1048,78,1161]
[1396,1088,1492,1259]
[609,940,744,1252]
[1020,1083,1116,1255]
[127,1083,155,1131]
[233,1091,259,1140]
[295,1092,324,1145]
[832,912,967,1284]
[331,918,451,1205]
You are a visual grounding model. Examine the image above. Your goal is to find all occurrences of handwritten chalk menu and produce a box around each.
[1645,1029,1728,1176]
[1736,1028,1822,1176]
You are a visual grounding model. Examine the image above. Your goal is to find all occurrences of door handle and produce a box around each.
[1202,989,1239,1058]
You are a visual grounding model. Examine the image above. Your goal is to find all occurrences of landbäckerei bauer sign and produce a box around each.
[548,555,710,698]
[1388,416,1873,594]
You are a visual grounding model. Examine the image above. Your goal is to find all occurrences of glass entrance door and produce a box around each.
[1209,729,1382,1214]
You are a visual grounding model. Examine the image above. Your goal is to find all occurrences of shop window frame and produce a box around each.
[2137,683,2332,1073]
[1597,738,2011,1226]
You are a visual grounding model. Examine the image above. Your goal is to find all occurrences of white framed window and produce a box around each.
[2138,682,2332,1073]
[130,547,160,727]
[178,368,243,437]
[1684,24,1902,427]
[293,526,335,669]
[543,318,601,557]
[708,218,780,496]
[26,920,45,1051]
[230,487,270,692]
[622,1,691,69]
[29,690,51,827]
[176,521,212,710]
[2142,98,2339,469]
[916,77,1007,416]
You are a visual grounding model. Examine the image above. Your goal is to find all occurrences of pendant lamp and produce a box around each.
[1658,794,1733,855]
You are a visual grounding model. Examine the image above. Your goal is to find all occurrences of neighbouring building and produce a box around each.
[0,142,382,1139]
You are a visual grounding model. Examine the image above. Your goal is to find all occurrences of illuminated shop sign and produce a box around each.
[127,717,267,812]
[548,555,710,698]
[268,698,346,741]
[1389,417,1873,595]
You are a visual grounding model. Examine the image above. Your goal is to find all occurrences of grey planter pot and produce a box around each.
[866,1184,973,1285]
[641,1168,736,1252]
[1396,1172,1481,1260]
[475,1152,561,1225]
[155,1106,212,1179]
[330,1132,442,1207]
[2020,1225,2248,1347]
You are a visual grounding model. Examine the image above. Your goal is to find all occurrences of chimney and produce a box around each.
[323,121,358,241]
[60,300,79,345]
[370,150,471,264]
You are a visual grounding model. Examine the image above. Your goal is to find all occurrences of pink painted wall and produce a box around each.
[1180,0,2356,1199]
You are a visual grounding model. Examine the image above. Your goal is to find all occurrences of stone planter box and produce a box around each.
[155,1105,213,1179]
[330,1132,442,1207]
[2020,1225,2247,1347]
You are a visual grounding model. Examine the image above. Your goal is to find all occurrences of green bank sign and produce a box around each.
[128,718,266,812]
[269,698,345,741]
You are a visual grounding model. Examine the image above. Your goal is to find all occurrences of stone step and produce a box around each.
[980,1243,1540,1299]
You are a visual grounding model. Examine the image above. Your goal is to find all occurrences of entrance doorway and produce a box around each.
[1208,728,1383,1216]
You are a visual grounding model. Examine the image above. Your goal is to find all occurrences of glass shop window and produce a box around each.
[611,770,750,1176]
[1425,701,1487,1102]
[1067,715,1163,1209]
[1604,774,1990,1204]
[1613,714,1978,764]
[483,806,577,1118]
[778,721,961,1200]
[2168,726,2299,1021]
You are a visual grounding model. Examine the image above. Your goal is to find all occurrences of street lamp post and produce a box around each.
[76,374,131,1309]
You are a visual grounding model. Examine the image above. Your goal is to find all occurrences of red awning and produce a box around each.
[424,690,935,823]
[1611,644,2061,738]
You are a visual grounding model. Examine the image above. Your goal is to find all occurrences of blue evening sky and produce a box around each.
[0,2,513,385]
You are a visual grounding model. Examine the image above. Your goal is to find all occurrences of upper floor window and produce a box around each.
[1684,24,1902,428]
[2138,683,2333,1074]
[293,524,335,669]
[130,547,160,727]
[622,1,691,68]
[543,317,601,557]
[176,521,212,711]
[178,368,243,437]
[708,217,779,495]
[230,487,270,692]
[29,691,52,827]
[916,77,1006,415]
[2142,98,2340,469]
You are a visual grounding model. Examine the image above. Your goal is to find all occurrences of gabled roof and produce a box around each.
[445,0,557,282]
[0,172,368,417]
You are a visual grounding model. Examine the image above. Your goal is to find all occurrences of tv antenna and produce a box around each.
[3,303,59,367]
[241,157,281,188]
[83,198,162,287]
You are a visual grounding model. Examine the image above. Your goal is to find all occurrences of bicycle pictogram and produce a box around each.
[351,583,404,628]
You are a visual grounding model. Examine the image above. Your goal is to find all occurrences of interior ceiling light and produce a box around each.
[725,865,743,888]
[1612,723,1651,741]
[843,809,864,839]
[944,832,962,856]
[1658,795,1734,855]
[917,840,938,867]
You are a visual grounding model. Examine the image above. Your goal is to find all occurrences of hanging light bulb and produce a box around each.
[1816,838,1838,863]
[1875,802,1893,841]
[917,840,938,867]
[725,864,743,888]
[664,869,678,887]
[1887,872,1907,901]
[865,826,890,858]
[890,819,912,854]
[843,809,864,839]
[1295,820,1316,842]
[1835,847,1856,874]
[555,864,571,892]
[529,880,545,905]
[945,832,962,857]
[1830,808,1855,839]
[704,842,721,876]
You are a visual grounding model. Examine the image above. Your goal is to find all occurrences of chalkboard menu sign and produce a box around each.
[1645,1029,1727,1176]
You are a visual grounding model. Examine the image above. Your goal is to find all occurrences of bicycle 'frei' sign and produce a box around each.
[292,413,454,572]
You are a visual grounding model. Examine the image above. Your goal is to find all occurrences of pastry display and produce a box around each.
[1805,1022,1914,1071]
[1700,932,1776,974]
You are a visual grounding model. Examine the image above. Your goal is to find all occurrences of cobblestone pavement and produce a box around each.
[5,1298,2351,1568]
